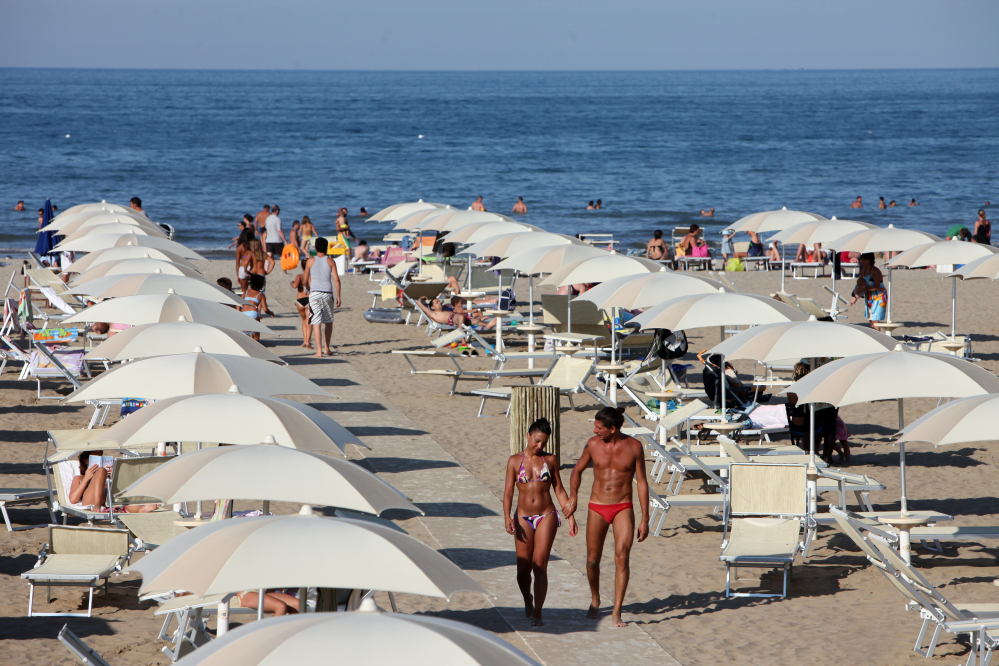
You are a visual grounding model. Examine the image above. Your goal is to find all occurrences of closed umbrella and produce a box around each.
[442,222,542,246]
[462,232,584,259]
[887,241,998,338]
[66,247,200,274]
[119,445,413,515]
[895,394,999,447]
[56,232,205,258]
[68,274,241,305]
[56,222,168,246]
[130,512,489,599]
[727,208,827,292]
[84,322,285,363]
[82,393,364,453]
[62,293,272,334]
[71,259,205,285]
[171,610,540,666]
[33,199,57,259]
[64,351,329,403]
[369,200,450,223]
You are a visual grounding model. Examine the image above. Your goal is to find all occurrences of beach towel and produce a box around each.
[38,286,76,315]
[748,404,788,430]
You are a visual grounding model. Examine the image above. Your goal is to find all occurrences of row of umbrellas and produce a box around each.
[43,201,522,664]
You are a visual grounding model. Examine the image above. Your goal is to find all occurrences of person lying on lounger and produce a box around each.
[236,589,299,616]
[417,297,468,327]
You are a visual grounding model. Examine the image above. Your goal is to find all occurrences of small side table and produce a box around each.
[484,309,507,353]
[517,325,545,368]
[878,321,903,337]
[938,339,966,356]
[174,517,214,529]
[878,513,934,565]
[597,363,628,405]
[646,391,684,448]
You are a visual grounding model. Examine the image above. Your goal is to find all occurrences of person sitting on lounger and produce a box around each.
[236,589,299,616]
[70,451,157,512]
[503,418,577,627]
[417,297,467,327]
[450,297,500,329]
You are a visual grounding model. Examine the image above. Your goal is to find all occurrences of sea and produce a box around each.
[1,68,997,259]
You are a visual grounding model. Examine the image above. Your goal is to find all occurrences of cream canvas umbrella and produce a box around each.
[391,207,456,230]
[782,347,999,514]
[118,445,413,515]
[768,217,878,294]
[62,294,272,334]
[709,320,897,362]
[55,232,206,258]
[170,610,540,666]
[71,258,204,285]
[462,232,584,259]
[64,351,329,403]
[84,322,284,363]
[68,274,241,305]
[130,512,489,599]
[417,210,513,233]
[442,222,542,245]
[950,253,999,281]
[895,394,999,447]
[83,393,364,453]
[540,254,663,288]
[888,241,999,339]
[727,208,826,292]
[41,209,149,233]
[66,247,200,274]
[48,201,133,223]
[574,272,723,309]
[369,200,450,223]
[56,222,168,246]
[51,213,163,238]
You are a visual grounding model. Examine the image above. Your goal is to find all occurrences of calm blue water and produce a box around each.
[1,68,997,257]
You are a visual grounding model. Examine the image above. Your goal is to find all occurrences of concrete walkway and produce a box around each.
[283,344,679,666]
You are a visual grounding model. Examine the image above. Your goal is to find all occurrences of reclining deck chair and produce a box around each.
[22,341,87,399]
[0,488,55,531]
[50,454,172,525]
[719,462,808,598]
[471,355,596,417]
[22,524,133,617]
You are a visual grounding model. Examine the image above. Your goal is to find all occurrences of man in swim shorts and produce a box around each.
[565,406,649,627]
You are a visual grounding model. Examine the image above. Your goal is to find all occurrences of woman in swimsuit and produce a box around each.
[974,209,991,245]
[847,252,887,330]
[291,268,312,349]
[240,274,272,342]
[299,216,317,269]
[503,418,577,626]
[235,227,255,295]
[246,239,275,294]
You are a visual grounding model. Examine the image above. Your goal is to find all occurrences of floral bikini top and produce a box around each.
[517,452,552,484]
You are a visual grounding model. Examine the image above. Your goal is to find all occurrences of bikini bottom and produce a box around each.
[519,510,560,530]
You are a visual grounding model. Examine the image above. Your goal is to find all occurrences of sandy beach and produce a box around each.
[2,259,998,666]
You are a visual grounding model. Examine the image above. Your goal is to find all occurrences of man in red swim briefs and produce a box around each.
[565,406,649,627]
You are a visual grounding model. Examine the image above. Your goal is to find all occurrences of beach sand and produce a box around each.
[1,260,997,665]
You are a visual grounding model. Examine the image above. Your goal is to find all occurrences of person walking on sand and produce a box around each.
[291,267,313,349]
[471,196,487,212]
[512,197,528,214]
[565,407,649,627]
[504,418,578,626]
[263,205,286,260]
[304,237,341,357]
[850,196,863,209]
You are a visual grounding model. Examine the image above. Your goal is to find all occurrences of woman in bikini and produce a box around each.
[70,451,157,513]
[240,273,272,342]
[503,418,578,626]
[235,227,255,295]
[291,268,312,349]
[244,239,275,295]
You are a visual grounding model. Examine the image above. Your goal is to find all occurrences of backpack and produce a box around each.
[726,257,745,272]
[643,329,688,366]
[498,289,517,311]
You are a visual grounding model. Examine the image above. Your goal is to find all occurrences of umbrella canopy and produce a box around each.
[540,254,663,288]
[119,445,412,515]
[825,225,942,254]
[170,611,540,666]
[50,212,162,238]
[85,322,284,363]
[573,272,724,309]
[56,222,168,246]
[68,274,240,305]
[491,244,607,275]
[462,232,584,259]
[64,351,329,403]
[62,293,272,333]
[34,199,56,257]
[369,201,450,223]
[887,241,998,268]
[130,513,488,599]
[416,210,512,233]
[42,207,139,233]
[66,247,200,274]
[708,320,898,362]
[950,254,999,281]
[83,393,364,453]
[895,394,999,447]
[392,208,456,230]
[70,259,205,286]
[55,232,205,257]
[768,218,877,245]
[630,293,808,331]
[726,208,826,234]
[442,222,542,245]
[50,201,133,223]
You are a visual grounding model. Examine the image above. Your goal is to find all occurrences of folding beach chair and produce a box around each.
[471,355,596,417]
[0,333,33,376]
[22,525,133,617]
[49,454,171,525]
[0,488,56,531]
[59,625,111,666]
[719,462,808,598]
[22,342,86,399]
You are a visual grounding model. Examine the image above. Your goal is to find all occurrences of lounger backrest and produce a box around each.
[733,241,750,253]
[719,438,753,463]
[117,511,185,548]
[541,295,609,341]
[419,265,446,281]
[661,400,708,432]
[432,328,469,348]
[830,508,891,564]
[469,266,516,290]
[545,357,594,391]
[402,282,447,301]
[387,261,416,279]
[729,463,806,517]
[625,369,682,397]
[679,446,729,489]
[867,536,967,621]
[775,292,802,310]
[110,456,174,504]
[50,525,130,556]
[797,298,829,319]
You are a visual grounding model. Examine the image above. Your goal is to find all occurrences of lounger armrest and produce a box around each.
[944,618,999,632]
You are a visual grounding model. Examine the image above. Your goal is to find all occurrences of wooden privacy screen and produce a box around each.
[510,385,560,461]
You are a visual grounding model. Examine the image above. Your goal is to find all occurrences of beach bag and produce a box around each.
[498,289,517,311]
[280,244,300,271]
[642,329,688,367]
[691,243,709,258]
[675,245,687,258]
[726,257,745,272]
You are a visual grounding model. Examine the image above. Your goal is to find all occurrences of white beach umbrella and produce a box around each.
[66,247,200,274]
[540,254,663,288]
[68,274,240,305]
[783,347,999,513]
[56,222,168,246]
[630,292,807,332]
[768,218,877,246]
[49,213,163,238]
[83,393,364,453]
[50,201,133,222]
[55,233,205,258]
[491,244,608,275]
[950,253,999,281]
[41,209,150,234]
[118,445,413,515]
[62,293,273,334]
[71,258,204,286]
[462,232,584,259]
[130,513,489,599]
[573,272,724,310]
[727,208,826,234]
[369,200,450,223]
[895,394,999,447]
[170,611,540,666]
[442,221,542,245]
[84,322,284,363]
[887,241,999,338]
[709,320,897,362]
[391,207,456,230]
[64,351,330,403]
[417,210,512,233]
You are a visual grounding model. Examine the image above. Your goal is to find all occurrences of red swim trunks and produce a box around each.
[588,501,633,524]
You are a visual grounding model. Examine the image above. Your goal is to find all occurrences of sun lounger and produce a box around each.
[471,355,596,417]
[116,510,186,550]
[49,454,172,525]
[719,462,808,598]
[0,488,55,531]
[59,625,111,666]
[22,525,133,617]
[791,262,827,279]
[647,485,725,537]
[22,341,87,399]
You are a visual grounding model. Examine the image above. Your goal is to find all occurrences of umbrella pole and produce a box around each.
[951,276,957,339]
[886,265,893,321]
[720,354,726,421]
[808,403,818,515]
[262,500,270,516]
[780,242,786,293]
[257,588,265,621]
[196,442,203,520]
[529,275,535,325]
[809,403,816,467]
[218,600,230,635]
[567,293,572,333]
[467,255,472,291]
[898,398,908,515]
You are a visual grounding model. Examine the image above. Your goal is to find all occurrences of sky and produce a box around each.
[1,0,998,71]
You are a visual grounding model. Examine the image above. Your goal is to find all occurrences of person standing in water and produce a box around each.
[565,407,649,627]
[303,237,341,357]
[512,197,528,214]
[973,209,991,245]
[471,196,487,212]
[503,418,577,626]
